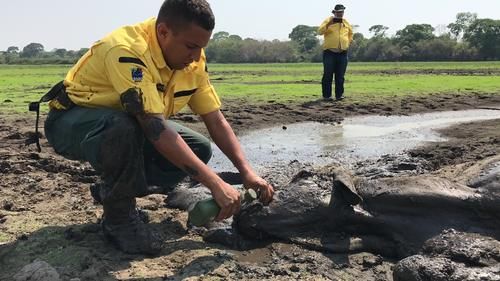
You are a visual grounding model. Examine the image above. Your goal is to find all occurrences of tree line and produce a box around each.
[1,12,498,64]
[0,44,89,65]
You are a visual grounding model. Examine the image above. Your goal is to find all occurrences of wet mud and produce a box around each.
[210,68,500,77]
[0,93,500,280]
[393,230,500,281]
[172,155,500,256]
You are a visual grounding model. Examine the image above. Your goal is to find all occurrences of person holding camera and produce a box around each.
[318,4,353,101]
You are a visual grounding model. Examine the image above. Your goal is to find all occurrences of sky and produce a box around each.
[1,0,498,51]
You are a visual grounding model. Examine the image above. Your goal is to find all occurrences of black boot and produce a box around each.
[91,183,150,223]
[102,198,161,255]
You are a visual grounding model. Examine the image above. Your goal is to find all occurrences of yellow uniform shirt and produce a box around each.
[317,17,353,51]
[50,17,221,117]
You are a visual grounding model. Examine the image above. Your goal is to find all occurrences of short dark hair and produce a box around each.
[157,0,215,32]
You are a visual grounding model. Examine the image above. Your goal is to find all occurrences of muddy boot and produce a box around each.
[91,184,150,223]
[102,198,161,255]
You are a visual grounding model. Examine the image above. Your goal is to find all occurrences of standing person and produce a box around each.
[318,4,353,101]
[41,0,274,255]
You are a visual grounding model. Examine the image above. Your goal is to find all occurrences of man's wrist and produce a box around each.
[200,171,225,192]
[237,166,254,179]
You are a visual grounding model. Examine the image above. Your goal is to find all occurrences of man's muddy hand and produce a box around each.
[212,181,241,221]
[243,173,274,205]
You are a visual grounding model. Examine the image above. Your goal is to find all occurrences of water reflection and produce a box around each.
[210,109,500,171]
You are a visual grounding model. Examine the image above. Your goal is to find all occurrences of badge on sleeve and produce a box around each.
[131,67,143,82]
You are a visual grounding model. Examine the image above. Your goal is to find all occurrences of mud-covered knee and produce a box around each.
[107,113,142,140]
[120,88,144,116]
[98,114,144,168]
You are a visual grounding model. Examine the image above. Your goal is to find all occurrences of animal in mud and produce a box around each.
[236,158,500,257]
[168,156,500,278]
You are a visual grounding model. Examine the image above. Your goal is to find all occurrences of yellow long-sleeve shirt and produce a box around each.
[317,16,353,51]
[50,18,220,118]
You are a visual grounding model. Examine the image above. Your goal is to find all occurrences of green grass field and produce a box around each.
[0,62,499,112]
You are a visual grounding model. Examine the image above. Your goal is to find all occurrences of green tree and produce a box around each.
[228,34,242,41]
[448,12,477,39]
[67,50,76,57]
[21,42,44,58]
[453,41,478,60]
[6,46,19,53]
[369,25,389,37]
[362,37,402,61]
[395,24,435,48]
[212,31,230,41]
[54,48,67,57]
[463,18,500,59]
[289,25,319,52]
[76,48,89,58]
[414,37,456,61]
[206,39,243,62]
[206,32,249,62]
[348,33,367,61]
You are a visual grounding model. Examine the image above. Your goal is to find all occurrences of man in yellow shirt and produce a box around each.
[43,0,274,255]
[317,4,353,101]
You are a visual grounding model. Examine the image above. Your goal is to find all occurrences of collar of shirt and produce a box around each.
[147,18,171,72]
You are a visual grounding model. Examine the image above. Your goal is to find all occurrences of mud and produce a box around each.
[357,68,500,76]
[172,156,500,256]
[0,93,499,280]
[393,230,500,281]
[210,68,500,77]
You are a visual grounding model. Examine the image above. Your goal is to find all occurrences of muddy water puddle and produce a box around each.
[210,109,500,171]
[230,247,274,265]
[229,243,307,266]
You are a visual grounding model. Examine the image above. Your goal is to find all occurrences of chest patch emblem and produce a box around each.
[131,67,143,82]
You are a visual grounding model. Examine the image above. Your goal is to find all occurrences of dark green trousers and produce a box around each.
[44,106,212,202]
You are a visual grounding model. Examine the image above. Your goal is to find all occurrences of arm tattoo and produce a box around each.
[183,165,199,177]
[144,116,166,141]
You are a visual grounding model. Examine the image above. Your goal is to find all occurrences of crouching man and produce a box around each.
[43,0,274,255]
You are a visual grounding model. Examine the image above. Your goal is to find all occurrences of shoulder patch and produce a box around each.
[131,67,143,82]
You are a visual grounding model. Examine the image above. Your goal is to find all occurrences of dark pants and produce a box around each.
[321,50,348,99]
[44,106,212,203]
